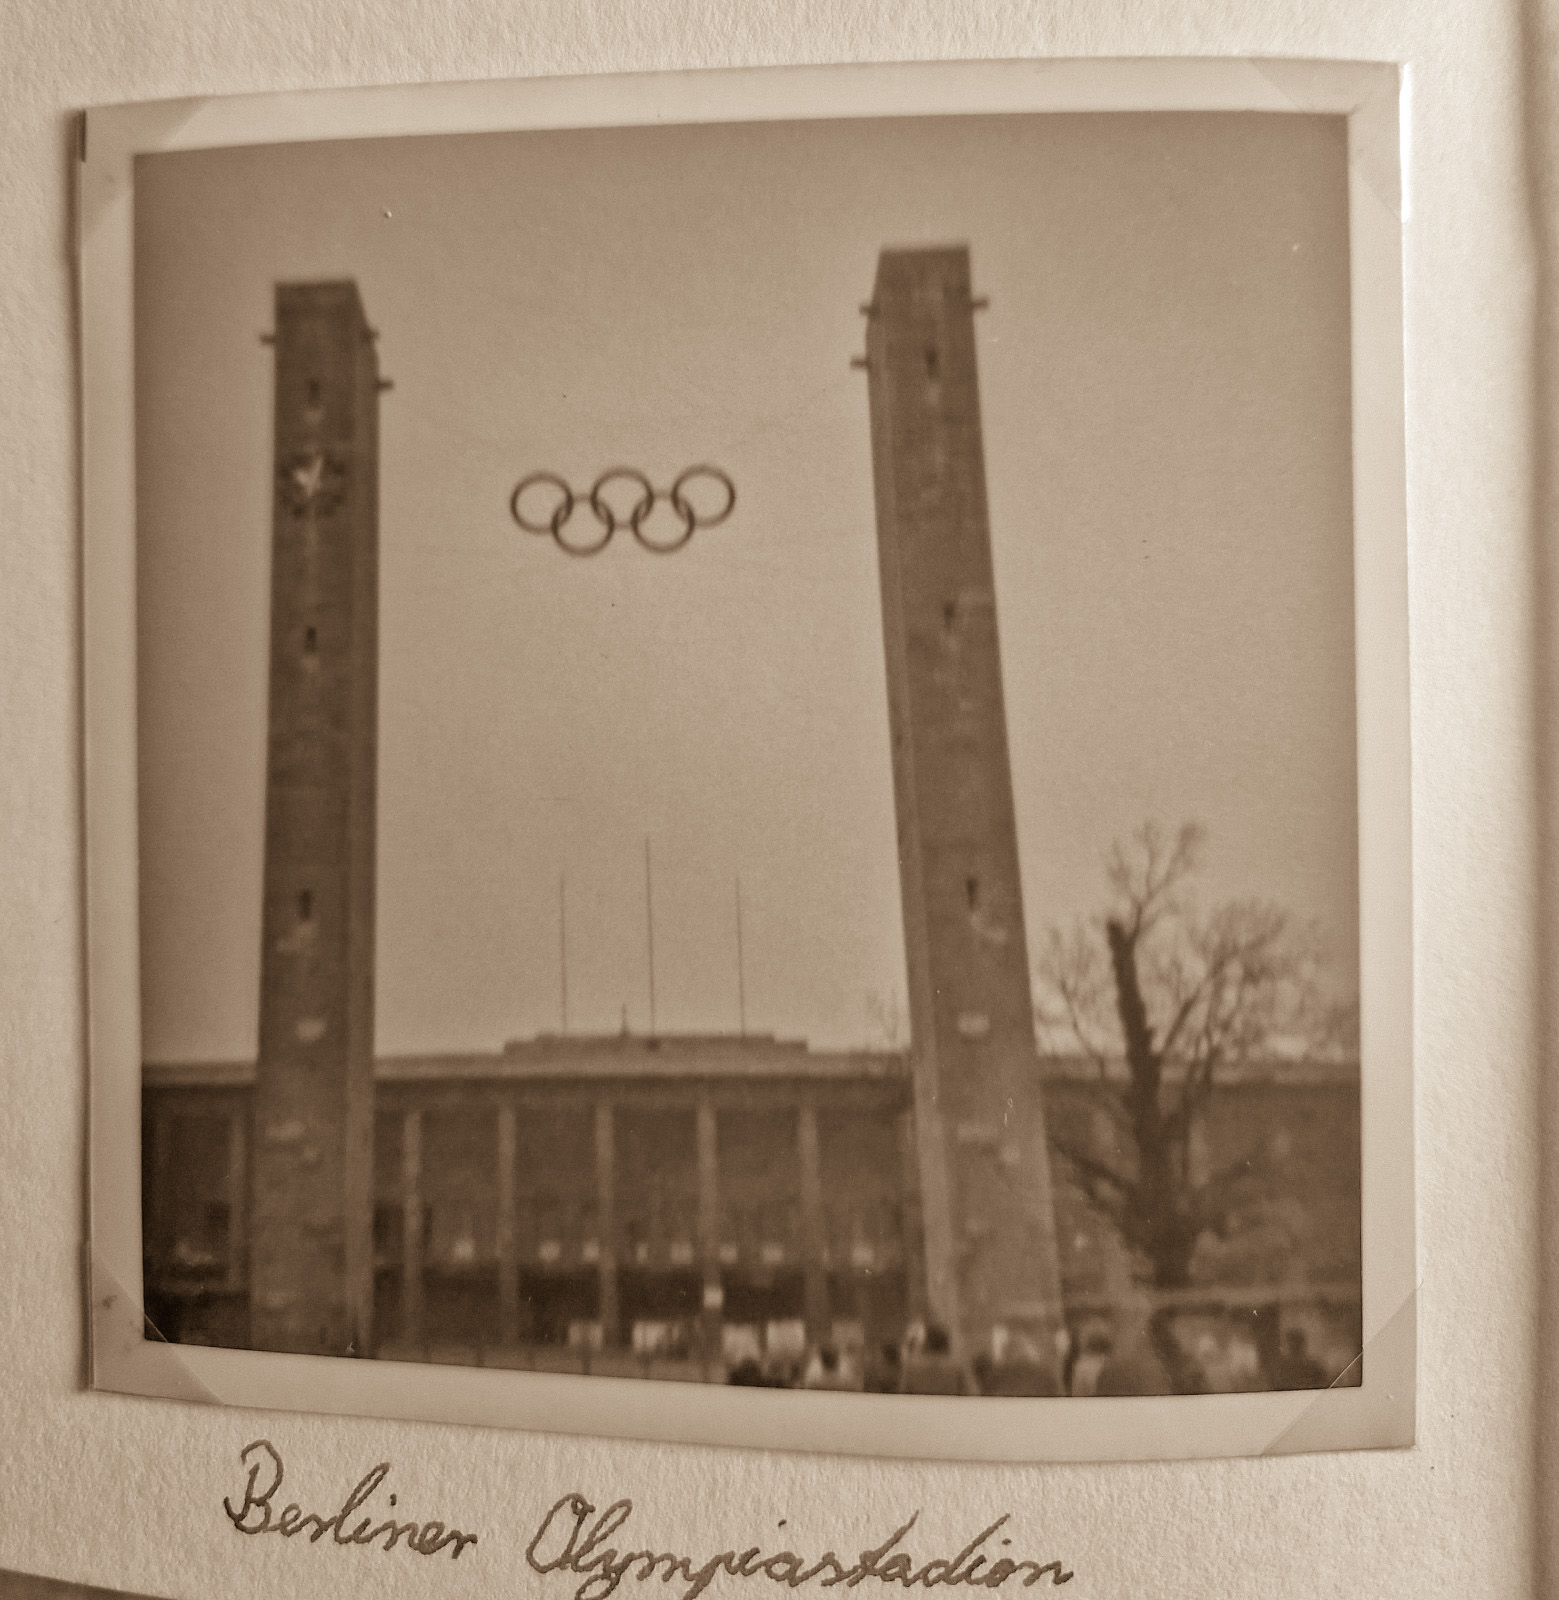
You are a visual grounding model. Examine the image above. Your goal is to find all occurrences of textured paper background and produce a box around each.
[0,2,1538,1598]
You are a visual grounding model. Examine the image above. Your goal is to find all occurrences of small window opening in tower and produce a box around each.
[943,600,957,631]
[965,876,980,910]
[924,346,939,379]
[303,626,317,654]
[298,889,313,921]
[306,378,321,404]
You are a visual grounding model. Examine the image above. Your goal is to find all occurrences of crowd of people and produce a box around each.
[726,1313,1337,1397]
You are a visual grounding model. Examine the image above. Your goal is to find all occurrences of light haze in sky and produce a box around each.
[134,111,1358,1059]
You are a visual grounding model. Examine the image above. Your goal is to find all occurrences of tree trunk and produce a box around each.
[1107,918,1198,1288]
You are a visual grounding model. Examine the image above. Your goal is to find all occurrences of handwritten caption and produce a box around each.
[527,1494,1074,1598]
[224,1439,478,1558]
[223,1441,1075,1595]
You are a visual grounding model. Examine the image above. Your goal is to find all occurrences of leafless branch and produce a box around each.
[1035,922,1116,1075]
[1106,820,1205,940]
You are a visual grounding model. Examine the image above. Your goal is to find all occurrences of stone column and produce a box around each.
[249,281,381,1357]
[496,1101,518,1345]
[400,1108,423,1348]
[862,246,1064,1362]
[797,1099,831,1344]
[695,1097,723,1360]
[225,1108,248,1295]
[594,1100,619,1346]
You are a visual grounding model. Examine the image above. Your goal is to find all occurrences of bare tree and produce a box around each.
[1038,821,1329,1289]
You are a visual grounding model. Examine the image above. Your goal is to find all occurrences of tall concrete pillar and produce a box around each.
[249,280,382,1357]
[862,246,1064,1364]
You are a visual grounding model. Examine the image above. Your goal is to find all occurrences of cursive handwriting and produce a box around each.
[223,1439,478,1559]
[527,1495,1073,1600]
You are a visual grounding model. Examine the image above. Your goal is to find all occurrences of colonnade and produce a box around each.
[392,1091,919,1352]
[143,1082,920,1359]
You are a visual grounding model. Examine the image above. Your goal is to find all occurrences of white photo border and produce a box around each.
[81,56,1414,1461]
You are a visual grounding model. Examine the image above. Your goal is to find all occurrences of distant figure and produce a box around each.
[1193,1330,1236,1393]
[1149,1308,1209,1395]
[1054,1324,1076,1391]
[804,1343,859,1391]
[900,1322,973,1395]
[1226,1328,1266,1391]
[976,1331,1060,1396]
[864,1340,902,1393]
[1069,1330,1111,1397]
[728,1357,766,1387]
[1271,1328,1328,1390]
[1094,1312,1174,1396]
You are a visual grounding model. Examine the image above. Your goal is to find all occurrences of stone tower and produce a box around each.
[249,281,381,1356]
[862,245,1064,1363]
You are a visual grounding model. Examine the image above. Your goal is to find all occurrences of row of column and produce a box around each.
[146,1092,924,1356]
[395,1095,908,1351]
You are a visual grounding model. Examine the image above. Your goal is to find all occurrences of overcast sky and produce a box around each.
[135,110,1359,1060]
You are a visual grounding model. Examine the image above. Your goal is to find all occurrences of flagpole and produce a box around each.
[735,875,747,1037]
[559,872,569,1034]
[644,836,657,1037]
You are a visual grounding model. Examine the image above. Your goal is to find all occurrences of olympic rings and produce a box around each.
[509,466,736,556]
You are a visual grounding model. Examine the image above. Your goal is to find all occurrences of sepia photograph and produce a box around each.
[83,61,1414,1459]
